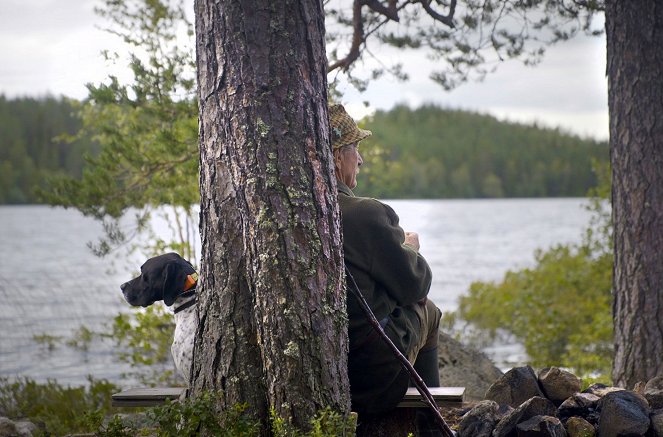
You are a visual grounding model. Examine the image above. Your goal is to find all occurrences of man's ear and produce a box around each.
[162,263,188,306]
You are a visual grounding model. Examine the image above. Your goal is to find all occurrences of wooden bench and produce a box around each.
[112,387,186,407]
[111,386,464,408]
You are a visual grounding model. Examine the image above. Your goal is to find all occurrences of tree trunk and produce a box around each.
[606,1,663,388]
[191,0,350,429]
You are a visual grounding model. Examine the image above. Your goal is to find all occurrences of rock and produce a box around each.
[493,396,557,437]
[516,415,566,436]
[14,421,37,437]
[598,390,650,437]
[634,381,647,395]
[583,383,623,397]
[485,366,545,408]
[558,393,600,421]
[649,408,663,437]
[457,400,502,437]
[565,416,595,437]
[645,376,663,409]
[538,367,582,406]
[0,417,37,437]
[437,331,503,401]
[0,418,18,437]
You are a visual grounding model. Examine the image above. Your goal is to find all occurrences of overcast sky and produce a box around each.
[0,0,608,141]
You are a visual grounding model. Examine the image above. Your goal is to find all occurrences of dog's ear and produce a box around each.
[162,263,188,306]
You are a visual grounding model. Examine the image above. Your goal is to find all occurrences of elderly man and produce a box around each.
[329,104,442,416]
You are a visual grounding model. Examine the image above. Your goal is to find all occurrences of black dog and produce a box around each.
[121,252,198,384]
[121,252,196,307]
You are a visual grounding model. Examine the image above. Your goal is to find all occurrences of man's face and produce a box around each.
[335,143,363,189]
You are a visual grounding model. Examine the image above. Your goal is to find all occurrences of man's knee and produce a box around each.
[422,299,441,351]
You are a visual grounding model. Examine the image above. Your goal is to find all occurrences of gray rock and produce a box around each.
[558,393,600,421]
[493,396,557,437]
[565,416,595,437]
[485,366,545,408]
[0,418,18,437]
[437,331,503,401]
[582,383,623,397]
[598,390,650,437]
[0,417,37,437]
[645,376,663,409]
[649,408,663,437]
[538,367,582,406]
[14,421,37,437]
[457,400,502,437]
[516,415,566,436]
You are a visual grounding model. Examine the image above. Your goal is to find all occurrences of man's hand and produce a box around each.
[404,231,420,251]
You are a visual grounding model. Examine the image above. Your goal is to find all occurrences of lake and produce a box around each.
[0,199,593,386]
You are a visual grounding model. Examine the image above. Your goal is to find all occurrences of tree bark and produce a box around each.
[191,0,350,429]
[606,1,663,388]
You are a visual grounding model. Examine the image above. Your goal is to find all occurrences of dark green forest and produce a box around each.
[357,104,608,199]
[0,96,97,204]
[0,97,607,204]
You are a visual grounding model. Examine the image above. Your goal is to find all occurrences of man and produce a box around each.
[329,104,442,415]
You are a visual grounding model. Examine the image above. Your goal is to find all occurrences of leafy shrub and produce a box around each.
[0,376,119,436]
[456,161,613,379]
[107,304,181,386]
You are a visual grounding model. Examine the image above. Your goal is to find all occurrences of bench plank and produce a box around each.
[111,387,186,407]
[112,386,465,408]
[397,386,465,408]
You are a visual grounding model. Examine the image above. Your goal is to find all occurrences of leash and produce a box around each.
[344,264,455,437]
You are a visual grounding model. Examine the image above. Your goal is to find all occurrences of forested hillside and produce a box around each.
[0,98,607,204]
[357,104,608,198]
[0,96,97,204]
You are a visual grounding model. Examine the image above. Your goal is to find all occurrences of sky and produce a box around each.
[0,0,609,141]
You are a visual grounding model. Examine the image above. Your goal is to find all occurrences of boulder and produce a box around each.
[583,383,623,397]
[0,418,18,437]
[538,367,582,406]
[457,400,503,437]
[558,393,600,421]
[437,331,503,401]
[598,390,650,437]
[485,366,545,408]
[649,408,663,437]
[645,376,663,409]
[516,415,567,436]
[14,421,37,437]
[0,417,37,437]
[565,416,595,437]
[493,396,557,437]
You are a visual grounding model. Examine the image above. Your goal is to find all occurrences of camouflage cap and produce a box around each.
[329,104,372,150]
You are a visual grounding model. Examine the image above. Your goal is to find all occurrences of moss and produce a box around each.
[257,118,270,138]
[283,341,300,358]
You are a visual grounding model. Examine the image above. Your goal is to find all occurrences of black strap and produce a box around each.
[174,297,197,314]
[174,287,197,314]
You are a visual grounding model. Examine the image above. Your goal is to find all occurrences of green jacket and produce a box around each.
[338,182,432,414]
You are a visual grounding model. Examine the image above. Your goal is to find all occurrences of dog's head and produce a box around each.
[121,252,196,307]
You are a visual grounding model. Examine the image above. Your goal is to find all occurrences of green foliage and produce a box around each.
[357,104,608,199]
[38,0,198,260]
[0,375,353,437]
[456,161,613,378]
[270,407,357,437]
[148,395,261,436]
[0,376,119,436]
[107,305,181,386]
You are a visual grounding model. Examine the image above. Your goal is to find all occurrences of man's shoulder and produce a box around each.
[339,193,397,225]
